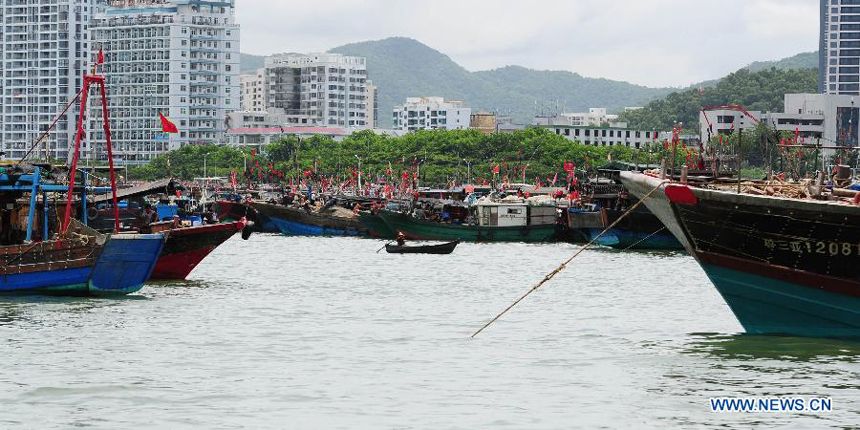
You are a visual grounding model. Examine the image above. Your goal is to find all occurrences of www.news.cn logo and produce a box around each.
[709,397,833,413]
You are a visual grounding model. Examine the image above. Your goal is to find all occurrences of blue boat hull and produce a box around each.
[90,234,165,294]
[702,263,860,338]
[0,267,93,293]
[253,202,368,237]
[0,234,164,295]
[583,228,683,250]
[270,216,366,237]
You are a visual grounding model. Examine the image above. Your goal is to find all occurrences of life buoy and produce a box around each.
[86,206,98,221]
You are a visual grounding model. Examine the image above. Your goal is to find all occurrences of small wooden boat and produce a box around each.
[385,240,459,255]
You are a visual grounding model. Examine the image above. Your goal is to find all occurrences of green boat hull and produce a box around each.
[357,212,398,239]
[378,211,558,243]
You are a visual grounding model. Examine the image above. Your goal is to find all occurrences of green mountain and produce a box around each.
[328,37,675,126]
[745,51,818,72]
[238,39,820,129]
[616,67,819,132]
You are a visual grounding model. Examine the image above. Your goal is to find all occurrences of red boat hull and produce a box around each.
[150,221,245,280]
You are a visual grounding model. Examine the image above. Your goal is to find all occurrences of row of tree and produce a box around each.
[128,125,848,186]
[129,128,671,185]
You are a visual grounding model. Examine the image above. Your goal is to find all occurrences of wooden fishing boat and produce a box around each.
[215,199,279,233]
[621,170,860,338]
[252,202,367,237]
[145,219,247,280]
[357,211,397,239]
[566,207,683,250]
[385,240,459,254]
[0,168,164,295]
[564,166,682,250]
[0,220,164,295]
[377,195,560,243]
[0,63,166,295]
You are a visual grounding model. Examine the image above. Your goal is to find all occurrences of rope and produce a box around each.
[621,226,667,252]
[15,87,85,166]
[471,181,666,338]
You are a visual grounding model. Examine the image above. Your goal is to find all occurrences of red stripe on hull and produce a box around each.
[697,251,860,299]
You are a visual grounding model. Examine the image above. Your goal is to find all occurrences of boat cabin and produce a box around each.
[476,199,558,227]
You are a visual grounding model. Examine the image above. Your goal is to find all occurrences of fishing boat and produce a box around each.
[214,195,279,233]
[377,196,559,243]
[253,201,368,237]
[0,166,164,295]
[357,211,397,239]
[0,168,164,295]
[0,67,166,295]
[90,184,251,281]
[621,170,860,338]
[0,221,164,295]
[564,165,682,250]
[145,219,247,280]
[567,206,683,250]
[385,240,459,254]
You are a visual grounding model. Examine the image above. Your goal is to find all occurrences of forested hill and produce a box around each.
[240,41,819,129]
[616,67,818,131]
[329,37,674,127]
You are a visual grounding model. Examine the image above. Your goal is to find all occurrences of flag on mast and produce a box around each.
[159,112,179,133]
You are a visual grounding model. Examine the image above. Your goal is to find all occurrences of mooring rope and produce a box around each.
[621,226,668,252]
[471,181,667,338]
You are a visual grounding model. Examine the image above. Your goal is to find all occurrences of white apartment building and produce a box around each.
[700,93,860,156]
[392,97,471,132]
[546,125,660,149]
[263,53,372,128]
[239,69,264,111]
[533,108,619,127]
[1,0,96,161]
[366,80,378,128]
[88,0,239,164]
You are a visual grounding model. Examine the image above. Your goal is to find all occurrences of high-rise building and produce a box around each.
[262,53,372,127]
[820,0,860,95]
[366,81,378,128]
[88,0,239,164]
[0,0,96,161]
[392,97,471,132]
[239,69,265,112]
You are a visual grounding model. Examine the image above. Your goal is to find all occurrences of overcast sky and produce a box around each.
[236,0,819,88]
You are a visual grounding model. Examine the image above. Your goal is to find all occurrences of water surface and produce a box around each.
[1,235,858,428]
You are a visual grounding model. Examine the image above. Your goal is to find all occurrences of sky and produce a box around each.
[236,0,819,88]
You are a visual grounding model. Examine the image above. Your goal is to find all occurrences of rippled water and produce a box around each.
[1,235,858,429]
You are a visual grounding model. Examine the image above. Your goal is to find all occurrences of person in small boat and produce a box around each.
[141,203,157,226]
[396,231,406,247]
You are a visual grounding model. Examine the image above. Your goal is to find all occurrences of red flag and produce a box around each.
[493,164,500,174]
[96,47,104,65]
[159,112,179,133]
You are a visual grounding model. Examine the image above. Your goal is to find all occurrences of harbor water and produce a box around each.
[1,235,858,428]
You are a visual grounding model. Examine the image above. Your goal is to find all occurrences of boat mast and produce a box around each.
[62,72,121,234]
